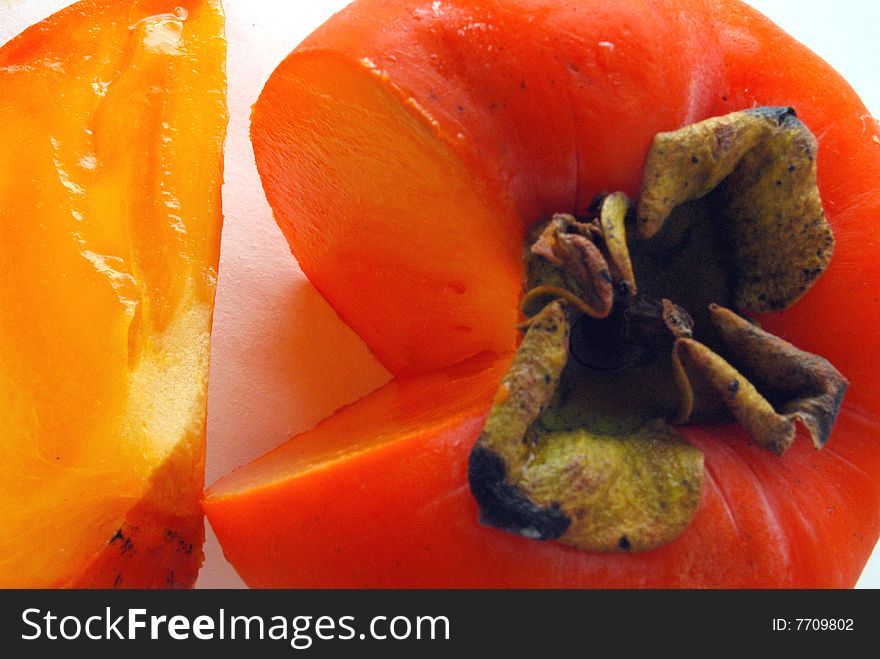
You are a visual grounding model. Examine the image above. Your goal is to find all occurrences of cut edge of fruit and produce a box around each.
[67,431,206,589]
[204,351,511,503]
[125,298,214,465]
[0,0,226,588]
[251,49,524,376]
[10,295,214,589]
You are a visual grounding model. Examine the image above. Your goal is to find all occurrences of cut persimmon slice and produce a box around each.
[0,0,226,588]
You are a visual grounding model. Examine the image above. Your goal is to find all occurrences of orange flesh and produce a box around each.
[205,354,512,587]
[0,0,226,588]
[252,52,522,376]
[252,0,730,377]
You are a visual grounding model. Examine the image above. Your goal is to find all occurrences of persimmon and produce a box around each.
[0,0,226,588]
[206,0,880,587]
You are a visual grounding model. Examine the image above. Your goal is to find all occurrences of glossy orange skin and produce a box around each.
[225,0,880,587]
[71,495,205,589]
[206,365,878,588]
[0,0,226,588]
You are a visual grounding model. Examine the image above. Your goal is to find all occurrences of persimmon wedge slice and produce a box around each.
[0,0,226,588]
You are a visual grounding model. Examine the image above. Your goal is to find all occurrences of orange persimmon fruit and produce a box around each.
[205,0,880,587]
[0,0,226,588]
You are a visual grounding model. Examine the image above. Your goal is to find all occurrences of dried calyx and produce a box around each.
[468,107,848,552]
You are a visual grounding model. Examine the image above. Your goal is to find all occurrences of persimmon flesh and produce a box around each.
[0,0,226,588]
[252,51,522,376]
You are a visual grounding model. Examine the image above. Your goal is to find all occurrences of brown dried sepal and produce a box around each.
[469,301,574,541]
[470,106,847,554]
[597,192,636,293]
[637,106,833,313]
[522,195,636,322]
[673,305,848,454]
[522,214,615,321]
[469,301,704,552]
[519,420,703,552]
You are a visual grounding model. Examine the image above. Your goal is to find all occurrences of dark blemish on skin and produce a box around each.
[728,380,740,394]
[109,528,135,555]
[113,574,122,588]
[457,105,464,112]
[468,446,571,541]
[544,374,552,384]
[520,80,527,90]
[166,571,175,588]
[618,536,631,550]
[691,156,699,164]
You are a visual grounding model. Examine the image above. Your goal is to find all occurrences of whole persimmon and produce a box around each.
[206,0,880,587]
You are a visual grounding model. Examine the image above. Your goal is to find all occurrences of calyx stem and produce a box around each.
[469,107,848,552]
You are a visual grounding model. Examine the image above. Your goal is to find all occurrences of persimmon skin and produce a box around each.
[70,501,204,589]
[205,357,879,588]
[253,0,880,395]
[253,0,719,377]
[239,0,880,587]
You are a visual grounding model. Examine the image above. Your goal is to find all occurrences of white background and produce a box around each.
[2,0,878,589]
